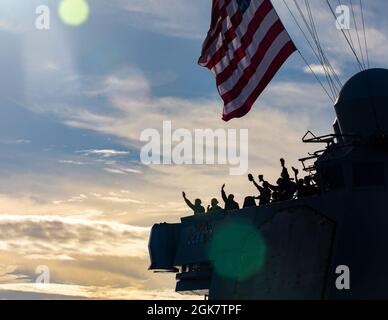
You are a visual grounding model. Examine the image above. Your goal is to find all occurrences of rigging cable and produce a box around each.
[281,0,336,102]
[293,0,336,97]
[298,51,335,104]
[333,0,363,71]
[336,0,357,65]
[326,0,364,71]
[349,0,366,69]
[304,0,342,93]
[359,0,370,68]
[293,0,340,97]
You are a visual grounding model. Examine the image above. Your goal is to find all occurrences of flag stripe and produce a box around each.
[223,41,296,120]
[205,0,269,69]
[199,0,296,121]
[199,0,234,63]
[220,22,287,101]
[214,8,278,85]
[224,37,294,111]
[201,0,229,50]
[200,0,262,67]
[202,11,242,68]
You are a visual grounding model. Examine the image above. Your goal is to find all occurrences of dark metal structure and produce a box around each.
[149,69,388,299]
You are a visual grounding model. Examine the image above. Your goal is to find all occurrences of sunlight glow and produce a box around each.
[58,0,90,26]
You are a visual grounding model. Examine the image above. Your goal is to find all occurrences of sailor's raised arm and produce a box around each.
[267,182,279,192]
[292,167,299,182]
[221,184,228,203]
[248,174,263,192]
[182,191,195,210]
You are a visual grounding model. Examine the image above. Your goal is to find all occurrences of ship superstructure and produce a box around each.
[149,69,388,299]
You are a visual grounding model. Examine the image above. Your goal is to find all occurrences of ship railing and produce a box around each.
[302,130,360,146]
[299,131,361,174]
[298,148,326,175]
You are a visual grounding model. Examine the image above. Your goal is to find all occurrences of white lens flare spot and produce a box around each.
[58,0,90,26]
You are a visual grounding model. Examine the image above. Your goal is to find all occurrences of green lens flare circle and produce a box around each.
[59,0,90,26]
[208,222,267,281]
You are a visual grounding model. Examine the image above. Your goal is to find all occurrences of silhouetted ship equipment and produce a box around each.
[148,69,388,299]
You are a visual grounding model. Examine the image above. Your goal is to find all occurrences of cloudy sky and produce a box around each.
[0,0,387,299]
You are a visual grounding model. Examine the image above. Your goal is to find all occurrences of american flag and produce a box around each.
[199,0,297,121]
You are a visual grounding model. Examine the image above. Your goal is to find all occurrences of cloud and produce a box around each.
[107,0,211,39]
[7,0,388,300]
[0,18,23,33]
[17,67,329,224]
[59,160,89,166]
[103,167,142,175]
[0,139,31,145]
[0,215,149,260]
[303,64,341,76]
[39,67,319,143]
[0,246,195,300]
[0,19,12,30]
[104,168,128,175]
[99,196,144,204]
[0,283,198,300]
[78,149,130,157]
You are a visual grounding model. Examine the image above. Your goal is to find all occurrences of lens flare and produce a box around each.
[59,0,90,26]
[208,221,266,281]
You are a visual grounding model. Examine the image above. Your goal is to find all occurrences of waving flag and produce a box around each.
[199,0,296,121]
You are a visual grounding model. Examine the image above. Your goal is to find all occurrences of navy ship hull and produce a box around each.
[149,69,388,300]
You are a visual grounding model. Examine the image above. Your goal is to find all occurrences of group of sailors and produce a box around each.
[182,158,319,215]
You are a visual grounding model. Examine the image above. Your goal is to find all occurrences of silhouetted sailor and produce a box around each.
[293,167,306,198]
[277,159,296,200]
[268,176,295,201]
[292,166,299,181]
[207,198,223,214]
[271,190,281,202]
[182,192,205,215]
[248,174,271,205]
[221,184,240,211]
[243,196,257,208]
[292,167,318,198]
[267,178,283,201]
[296,178,306,198]
[260,181,273,203]
[280,158,290,180]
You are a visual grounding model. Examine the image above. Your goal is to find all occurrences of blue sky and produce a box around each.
[0,0,387,299]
